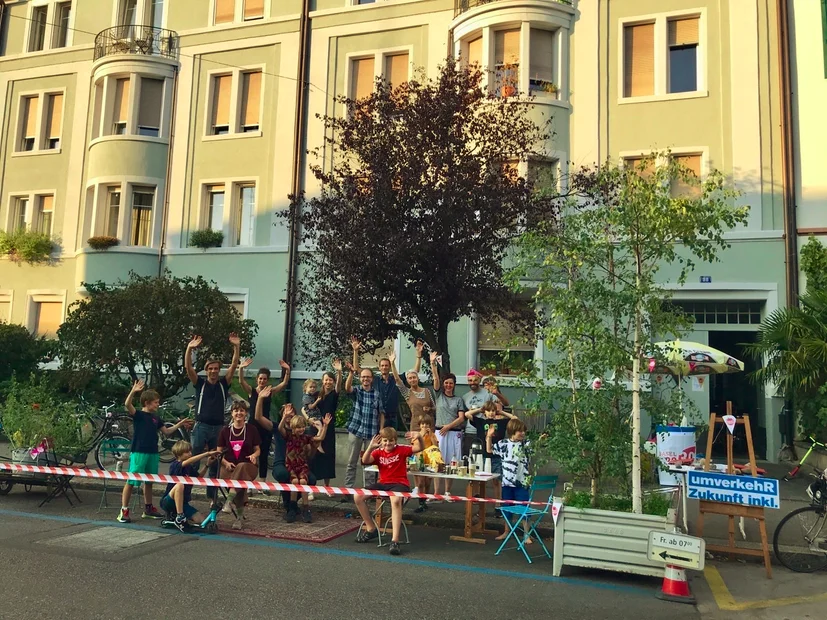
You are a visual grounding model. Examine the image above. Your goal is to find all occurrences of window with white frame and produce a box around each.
[16,92,64,153]
[477,313,536,376]
[349,50,410,100]
[92,73,171,139]
[221,291,248,318]
[6,193,55,235]
[213,0,266,25]
[117,0,164,31]
[0,294,11,323]
[201,181,256,246]
[27,2,73,52]
[207,69,263,136]
[129,187,154,247]
[106,188,121,237]
[622,13,702,99]
[30,297,63,339]
[670,153,702,197]
[460,26,562,100]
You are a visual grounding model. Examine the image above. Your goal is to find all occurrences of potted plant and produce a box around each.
[87,235,121,251]
[509,152,747,576]
[189,229,224,250]
[529,78,558,96]
[0,229,54,264]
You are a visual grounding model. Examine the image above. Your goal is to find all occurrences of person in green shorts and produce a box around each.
[117,380,193,523]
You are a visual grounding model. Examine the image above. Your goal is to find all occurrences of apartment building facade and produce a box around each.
[0,0,806,460]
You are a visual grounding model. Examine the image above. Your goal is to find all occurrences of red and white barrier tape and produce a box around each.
[0,462,549,506]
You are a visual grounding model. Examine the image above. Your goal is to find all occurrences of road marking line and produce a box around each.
[704,565,827,611]
[0,507,652,596]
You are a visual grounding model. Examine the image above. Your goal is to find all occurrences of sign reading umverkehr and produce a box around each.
[687,470,780,509]
[647,531,705,570]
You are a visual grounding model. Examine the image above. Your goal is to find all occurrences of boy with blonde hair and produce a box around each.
[160,440,221,530]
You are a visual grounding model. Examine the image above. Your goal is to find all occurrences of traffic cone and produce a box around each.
[655,564,695,604]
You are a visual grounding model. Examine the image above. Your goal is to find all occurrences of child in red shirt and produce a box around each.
[354,426,422,555]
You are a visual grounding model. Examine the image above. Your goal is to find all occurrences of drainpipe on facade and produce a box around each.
[776,0,799,445]
[158,65,180,277]
[281,0,312,398]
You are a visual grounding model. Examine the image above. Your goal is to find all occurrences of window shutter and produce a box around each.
[671,154,702,197]
[624,23,655,97]
[529,29,554,81]
[212,74,231,128]
[244,0,264,20]
[494,29,520,64]
[385,53,409,89]
[46,94,63,138]
[241,71,262,126]
[40,195,54,213]
[35,302,62,339]
[352,57,375,100]
[138,78,164,128]
[215,0,235,24]
[668,17,699,46]
[113,78,130,123]
[467,36,483,66]
[23,97,39,137]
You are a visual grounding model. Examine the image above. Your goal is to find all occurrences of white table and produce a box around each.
[667,463,728,532]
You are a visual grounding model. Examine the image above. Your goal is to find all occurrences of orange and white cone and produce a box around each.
[655,564,695,604]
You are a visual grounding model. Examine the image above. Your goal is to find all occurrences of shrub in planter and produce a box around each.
[87,235,120,251]
[189,229,224,250]
[0,229,54,264]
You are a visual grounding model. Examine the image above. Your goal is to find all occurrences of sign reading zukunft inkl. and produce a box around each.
[687,470,780,509]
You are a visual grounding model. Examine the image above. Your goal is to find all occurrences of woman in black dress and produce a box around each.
[310,360,342,485]
[238,358,291,482]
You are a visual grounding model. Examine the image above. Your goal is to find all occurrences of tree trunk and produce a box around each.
[436,323,451,374]
[631,269,643,514]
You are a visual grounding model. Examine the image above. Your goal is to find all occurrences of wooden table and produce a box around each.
[365,466,501,544]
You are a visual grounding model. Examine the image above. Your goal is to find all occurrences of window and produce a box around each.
[233,185,255,246]
[150,0,164,29]
[351,57,375,100]
[670,301,762,325]
[0,298,10,323]
[112,77,130,135]
[137,78,163,137]
[130,188,154,247]
[621,14,703,100]
[210,74,232,135]
[623,23,655,97]
[21,97,38,151]
[240,71,261,132]
[384,53,409,90]
[668,18,699,93]
[624,155,656,178]
[360,338,396,369]
[215,0,235,24]
[30,6,48,52]
[34,302,62,339]
[45,94,63,150]
[55,2,72,48]
[207,185,225,231]
[35,196,54,235]
[106,189,121,237]
[528,29,556,97]
[527,160,557,193]
[466,36,482,67]
[670,153,702,197]
[244,0,264,21]
[12,198,29,231]
[494,29,520,96]
[478,316,535,376]
[230,300,245,317]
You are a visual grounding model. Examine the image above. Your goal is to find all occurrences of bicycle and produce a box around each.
[156,400,193,464]
[784,436,827,481]
[773,469,827,572]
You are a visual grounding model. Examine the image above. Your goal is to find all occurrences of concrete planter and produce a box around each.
[552,503,677,578]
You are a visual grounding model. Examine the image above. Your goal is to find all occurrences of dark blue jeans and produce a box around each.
[191,422,223,499]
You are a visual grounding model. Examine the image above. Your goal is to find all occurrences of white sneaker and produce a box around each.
[232,518,243,530]
[308,493,315,502]
[221,502,233,514]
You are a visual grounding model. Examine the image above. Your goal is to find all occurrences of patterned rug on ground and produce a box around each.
[218,506,360,543]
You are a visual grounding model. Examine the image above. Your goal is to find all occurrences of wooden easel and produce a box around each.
[696,403,772,578]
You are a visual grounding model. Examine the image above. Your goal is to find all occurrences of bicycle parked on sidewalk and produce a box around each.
[773,469,827,572]
[783,436,827,481]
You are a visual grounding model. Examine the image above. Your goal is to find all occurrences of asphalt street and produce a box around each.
[0,487,700,620]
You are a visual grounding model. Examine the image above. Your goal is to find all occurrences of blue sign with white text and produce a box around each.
[687,470,780,509]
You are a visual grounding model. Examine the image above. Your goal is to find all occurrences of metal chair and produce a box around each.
[495,475,558,563]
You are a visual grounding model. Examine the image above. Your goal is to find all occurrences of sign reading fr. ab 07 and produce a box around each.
[687,470,780,509]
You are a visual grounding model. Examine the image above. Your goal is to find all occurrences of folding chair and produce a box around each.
[495,475,557,564]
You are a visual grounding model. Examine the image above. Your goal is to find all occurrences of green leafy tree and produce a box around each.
[510,153,746,511]
[286,58,557,371]
[56,271,258,399]
[0,323,53,394]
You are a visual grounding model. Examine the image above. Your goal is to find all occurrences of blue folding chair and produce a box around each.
[495,475,557,563]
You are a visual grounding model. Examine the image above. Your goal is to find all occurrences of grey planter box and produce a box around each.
[552,503,677,578]
[11,449,54,480]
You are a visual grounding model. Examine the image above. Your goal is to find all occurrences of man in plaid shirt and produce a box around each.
[343,360,385,495]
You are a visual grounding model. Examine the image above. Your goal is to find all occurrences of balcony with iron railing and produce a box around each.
[94,25,179,62]
[454,0,573,18]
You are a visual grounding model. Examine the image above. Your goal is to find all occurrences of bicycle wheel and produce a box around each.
[0,480,14,495]
[773,505,827,572]
[158,424,186,464]
[95,434,133,472]
[110,415,134,440]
